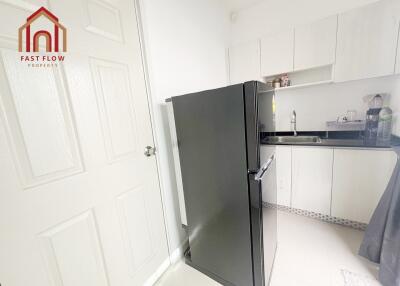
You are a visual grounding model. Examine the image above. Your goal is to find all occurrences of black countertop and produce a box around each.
[260,131,400,149]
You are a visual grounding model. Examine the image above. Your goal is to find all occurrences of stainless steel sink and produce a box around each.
[266,136,322,144]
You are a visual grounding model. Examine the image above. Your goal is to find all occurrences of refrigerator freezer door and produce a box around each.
[172,85,254,286]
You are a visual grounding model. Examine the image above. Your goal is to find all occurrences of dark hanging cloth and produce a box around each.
[359,146,400,286]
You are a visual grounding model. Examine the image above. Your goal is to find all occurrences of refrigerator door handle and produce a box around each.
[254,154,275,181]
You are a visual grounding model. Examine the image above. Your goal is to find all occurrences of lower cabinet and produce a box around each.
[291,147,334,215]
[262,145,397,224]
[276,146,292,207]
[331,149,397,223]
[261,146,292,206]
[260,145,277,204]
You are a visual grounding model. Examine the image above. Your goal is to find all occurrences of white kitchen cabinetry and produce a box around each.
[261,146,292,207]
[261,146,277,204]
[292,147,333,215]
[294,16,337,71]
[261,29,294,77]
[275,146,292,207]
[334,0,399,82]
[229,40,261,84]
[332,149,397,224]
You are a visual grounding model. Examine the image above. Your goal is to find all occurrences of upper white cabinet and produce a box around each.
[332,149,397,224]
[229,40,261,84]
[261,29,294,77]
[292,147,333,215]
[230,1,400,83]
[275,146,292,207]
[334,0,400,82]
[294,16,338,71]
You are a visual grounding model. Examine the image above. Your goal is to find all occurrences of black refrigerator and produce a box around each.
[167,81,277,286]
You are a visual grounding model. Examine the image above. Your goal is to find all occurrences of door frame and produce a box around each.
[132,0,176,270]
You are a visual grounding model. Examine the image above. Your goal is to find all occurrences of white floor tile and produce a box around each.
[270,211,379,286]
[156,211,380,286]
[155,261,221,286]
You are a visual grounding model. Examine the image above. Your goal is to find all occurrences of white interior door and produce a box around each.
[0,1,169,286]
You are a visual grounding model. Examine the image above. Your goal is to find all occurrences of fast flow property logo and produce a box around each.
[18,7,67,67]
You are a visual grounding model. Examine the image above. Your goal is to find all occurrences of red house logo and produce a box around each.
[18,7,67,53]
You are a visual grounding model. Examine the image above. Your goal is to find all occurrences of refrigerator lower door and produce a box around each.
[248,176,265,286]
[172,85,255,286]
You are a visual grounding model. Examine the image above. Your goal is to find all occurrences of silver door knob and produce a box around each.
[144,146,156,157]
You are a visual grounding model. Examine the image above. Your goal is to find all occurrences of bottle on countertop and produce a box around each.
[365,94,383,144]
[377,106,393,143]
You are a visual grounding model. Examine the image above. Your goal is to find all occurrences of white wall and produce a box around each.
[258,75,400,132]
[138,0,230,259]
[230,0,379,45]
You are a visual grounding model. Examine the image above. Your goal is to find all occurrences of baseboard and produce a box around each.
[170,239,189,264]
[143,258,170,286]
[170,246,183,264]
[143,239,189,286]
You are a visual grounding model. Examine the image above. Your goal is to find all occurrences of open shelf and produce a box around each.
[274,79,333,91]
[264,65,334,92]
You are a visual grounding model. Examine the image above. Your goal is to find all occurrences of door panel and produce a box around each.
[275,146,292,207]
[117,185,157,276]
[261,29,294,77]
[84,0,124,42]
[334,0,399,82]
[292,147,333,215]
[39,211,109,286]
[332,149,397,223]
[0,45,84,188]
[294,15,337,71]
[0,1,168,286]
[90,58,138,163]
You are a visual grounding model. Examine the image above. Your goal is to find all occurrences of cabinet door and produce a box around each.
[261,29,294,77]
[276,146,292,207]
[292,147,333,215]
[261,146,277,204]
[334,1,399,82]
[229,40,261,84]
[332,149,397,223]
[294,15,337,71]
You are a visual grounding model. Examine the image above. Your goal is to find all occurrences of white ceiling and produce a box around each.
[220,0,264,13]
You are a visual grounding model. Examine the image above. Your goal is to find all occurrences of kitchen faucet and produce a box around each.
[291,110,297,136]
